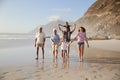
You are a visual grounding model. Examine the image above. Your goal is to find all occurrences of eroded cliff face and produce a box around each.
[75,0,120,38]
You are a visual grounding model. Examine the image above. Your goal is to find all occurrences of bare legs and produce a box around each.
[61,50,67,62]
[67,45,70,58]
[42,47,44,59]
[52,44,58,59]
[36,44,44,60]
[78,45,84,62]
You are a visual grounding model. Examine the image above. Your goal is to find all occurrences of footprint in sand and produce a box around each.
[0,76,5,79]
[85,78,89,80]
[2,72,9,75]
[65,71,69,74]
[99,74,102,77]
[94,75,97,79]
[16,69,22,72]
[58,75,63,78]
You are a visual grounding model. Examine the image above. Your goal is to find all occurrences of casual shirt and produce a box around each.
[75,32,86,42]
[63,25,71,32]
[61,41,67,50]
[63,31,72,42]
[51,34,60,43]
[35,32,45,44]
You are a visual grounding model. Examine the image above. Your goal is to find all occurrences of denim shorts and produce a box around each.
[77,42,84,46]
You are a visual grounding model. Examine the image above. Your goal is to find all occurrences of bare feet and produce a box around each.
[79,57,83,62]
[36,57,38,60]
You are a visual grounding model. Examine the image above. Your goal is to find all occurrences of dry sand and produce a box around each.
[0,40,120,80]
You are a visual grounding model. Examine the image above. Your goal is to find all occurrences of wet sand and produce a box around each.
[0,40,120,80]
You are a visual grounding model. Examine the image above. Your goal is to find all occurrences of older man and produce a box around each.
[34,27,46,60]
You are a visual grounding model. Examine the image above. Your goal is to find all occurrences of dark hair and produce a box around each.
[80,26,86,32]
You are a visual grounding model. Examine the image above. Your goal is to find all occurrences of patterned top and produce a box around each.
[75,32,86,42]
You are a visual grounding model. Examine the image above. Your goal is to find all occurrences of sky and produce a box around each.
[0,0,96,33]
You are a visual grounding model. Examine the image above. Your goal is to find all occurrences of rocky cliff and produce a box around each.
[75,0,120,39]
[29,20,65,36]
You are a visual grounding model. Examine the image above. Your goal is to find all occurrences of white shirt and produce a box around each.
[35,32,45,44]
[61,42,67,50]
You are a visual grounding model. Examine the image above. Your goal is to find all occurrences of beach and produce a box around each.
[0,39,120,80]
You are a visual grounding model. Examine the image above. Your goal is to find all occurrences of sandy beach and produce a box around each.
[0,39,120,80]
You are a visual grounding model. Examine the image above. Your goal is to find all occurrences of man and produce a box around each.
[51,29,60,59]
[34,27,46,60]
[59,21,71,32]
[58,23,76,57]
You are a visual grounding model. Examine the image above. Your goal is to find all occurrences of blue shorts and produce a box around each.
[77,42,84,46]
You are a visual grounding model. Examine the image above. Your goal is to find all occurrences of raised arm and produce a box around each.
[58,24,63,27]
[58,24,64,33]
[71,24,76,33]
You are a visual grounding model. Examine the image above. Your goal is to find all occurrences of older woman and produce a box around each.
[50,29,60,59]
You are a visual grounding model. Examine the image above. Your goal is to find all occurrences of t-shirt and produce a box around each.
[51,34,60,43]
[75,32,86,42]
[35,32,45,44]
[61,41,67,50]
[63,31,72,42]
[63,25,71,32]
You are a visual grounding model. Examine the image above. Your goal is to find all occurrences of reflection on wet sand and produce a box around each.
[0,57,119,80]
[35,57,120,71]
[35,59,44,71]
[61,58,69,69]
[52,58,58,68]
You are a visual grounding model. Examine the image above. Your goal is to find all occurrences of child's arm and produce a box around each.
[71,24,76,33]
[67,39,75,45]
[58,38,62,46]
[58,25,64,33]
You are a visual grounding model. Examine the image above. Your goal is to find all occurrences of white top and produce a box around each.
[61,42,67,50]
[35,32,45,44]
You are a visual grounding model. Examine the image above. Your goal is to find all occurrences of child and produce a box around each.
[58,23,76,58]
[60,36,68,62]
[74,26,89,62]
[34,27,46,60]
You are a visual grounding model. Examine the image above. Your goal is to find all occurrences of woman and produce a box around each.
[50,29,60,59]
[74,27,89,62]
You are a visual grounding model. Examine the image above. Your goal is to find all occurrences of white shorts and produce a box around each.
[36,43,44,47]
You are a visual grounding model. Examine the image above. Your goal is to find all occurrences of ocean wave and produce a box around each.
[0,38,34,40]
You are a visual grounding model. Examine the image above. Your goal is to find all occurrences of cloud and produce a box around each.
[48,15,61,22]
[51,8,71,12]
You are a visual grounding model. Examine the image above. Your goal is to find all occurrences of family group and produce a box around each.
[34,21,89,62]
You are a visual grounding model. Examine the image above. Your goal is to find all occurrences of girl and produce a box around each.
[61,36,68,62]
[74,27,89,62]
